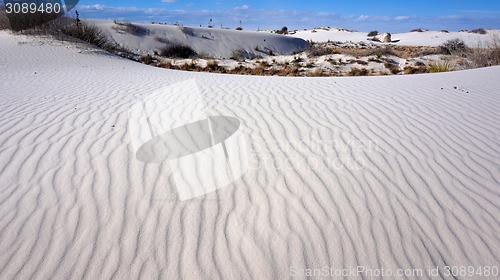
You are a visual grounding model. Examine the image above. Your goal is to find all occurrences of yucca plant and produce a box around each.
[428,60,454,73]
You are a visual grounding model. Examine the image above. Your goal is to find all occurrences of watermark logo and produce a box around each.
[247,129,379,172]
[129,79,249,201]
[3,0,79,31]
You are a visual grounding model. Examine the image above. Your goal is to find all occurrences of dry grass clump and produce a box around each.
[140,53,153,64]
[157,60,305,76]
[306,68,324,77]
[308,45,340,56]
[205,60,219,71]
[278,65,300,76]
[158,60,174,69]
[347,67,371,76]
[388,46,439,58]
[384,60,401,74]
[404,65,429,75]
[317,45,438,59]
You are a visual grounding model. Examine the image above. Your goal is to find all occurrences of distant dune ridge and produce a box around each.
[293,27,500,46]
[0,29,499,280]
[91,19,309,59]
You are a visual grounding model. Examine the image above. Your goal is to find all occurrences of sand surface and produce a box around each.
[0,31,499,279]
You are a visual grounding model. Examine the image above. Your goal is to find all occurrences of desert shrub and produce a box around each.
[231,49,251,60]
[159,44,197,58]
[275,26,288,35]
[0,6,10,30]
[411,28,427,32]
[113,20,148,36]
[154,36,169,44]
[178,26,195,36]
[352,60,368,65]
[428,60,454,72]
[466,35,500,67]
[62,20,109,47]
[440,30,449,33]
[470,28,487,35]
[367,31,378,37]
[438,38,469,55]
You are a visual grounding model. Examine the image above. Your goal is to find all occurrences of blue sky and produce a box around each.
[72,0,499,31]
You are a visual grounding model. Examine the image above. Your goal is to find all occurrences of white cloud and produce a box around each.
[79,4,106,11]
[234,5,250,10]
[394,15,416,21]
[356,15,370,21]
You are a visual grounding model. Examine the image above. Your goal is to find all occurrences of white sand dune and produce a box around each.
[0,31,499,279]
[293,28,500,46]
[90,19,309,58]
